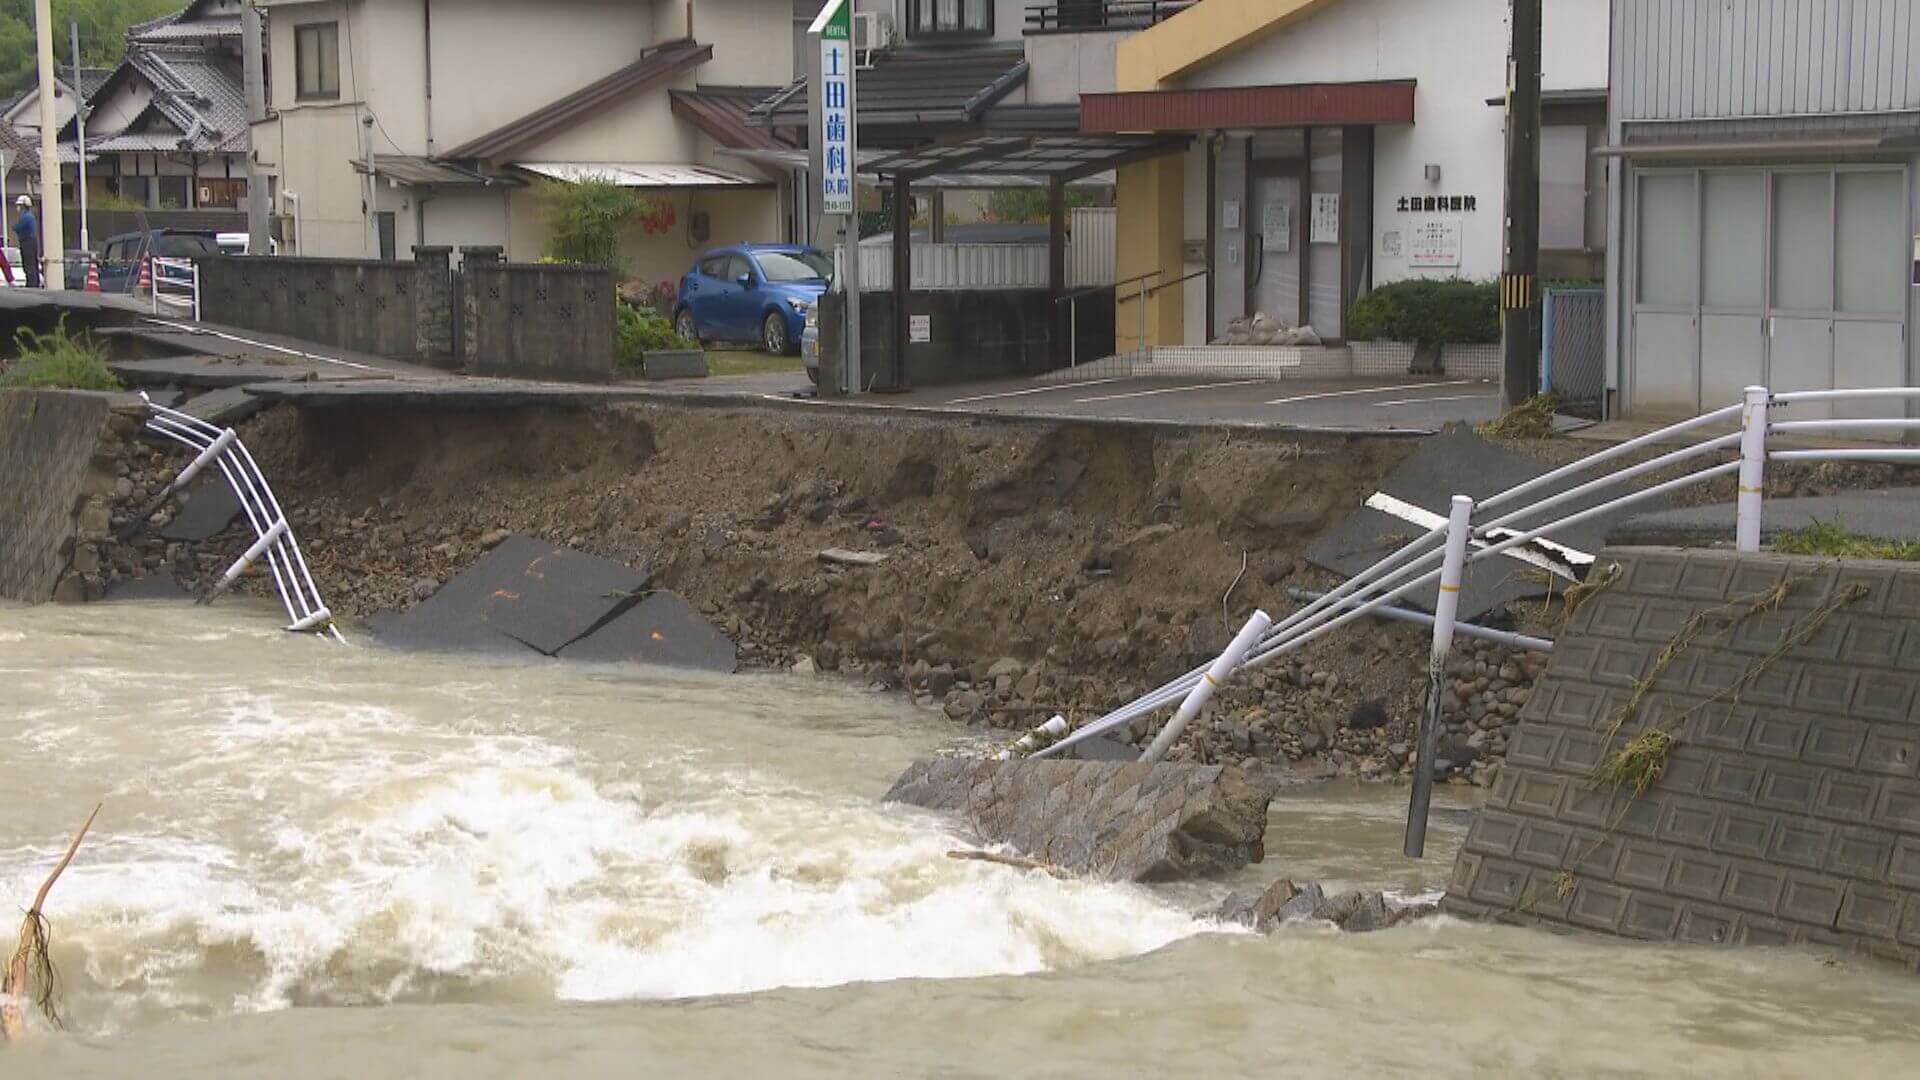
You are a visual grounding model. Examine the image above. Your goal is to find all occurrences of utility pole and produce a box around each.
[242,0,270,254]
[1500,0,1542,406]
[70,19,88,254]
[32,0,65,289]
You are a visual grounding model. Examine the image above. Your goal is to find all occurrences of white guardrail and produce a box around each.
[140,395,343,642]
[1029,384,1920,856]
[150,255,201,320]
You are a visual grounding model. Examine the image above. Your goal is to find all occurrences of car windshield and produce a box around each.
[755,250,831,283]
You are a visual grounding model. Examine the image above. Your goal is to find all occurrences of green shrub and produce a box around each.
[537,177,649,271]
[1346,279,1500,345]
[615,304,696,369]
[0,317,120,390]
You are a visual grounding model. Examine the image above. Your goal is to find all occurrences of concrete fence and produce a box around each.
[196,248,612,379]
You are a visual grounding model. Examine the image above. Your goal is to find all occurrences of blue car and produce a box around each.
[674,244,831,355]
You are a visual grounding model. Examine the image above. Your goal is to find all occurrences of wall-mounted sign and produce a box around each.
[817,0,855,215]
[1397,195,1477,213]
[1310,193,1339,244]
[1408,219,1463,268]
[1222,199,1240,230]
[908,314,930,343]
[1381,229,1403,258]
[1261,201,1291,253]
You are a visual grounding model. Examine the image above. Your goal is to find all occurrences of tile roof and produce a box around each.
[669,87,789,153]
[84,44,248,154]
[444,38,711,163]
[750,46,1028,130]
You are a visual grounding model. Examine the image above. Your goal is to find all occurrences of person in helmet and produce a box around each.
[13,195,39,288]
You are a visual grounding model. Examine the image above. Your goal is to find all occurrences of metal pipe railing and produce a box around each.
[1284,588,1555,653]
[1034,383,1916,768]
[140,395,343,642]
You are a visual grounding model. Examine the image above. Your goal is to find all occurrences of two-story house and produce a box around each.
[251,0,796,285]
[1605,0,1918,422]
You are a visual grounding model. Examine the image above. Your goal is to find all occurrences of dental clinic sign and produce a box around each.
[816,0,856,215]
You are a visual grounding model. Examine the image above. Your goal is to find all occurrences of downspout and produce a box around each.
[422,0,433,156]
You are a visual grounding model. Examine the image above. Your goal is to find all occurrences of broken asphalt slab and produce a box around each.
[556,589,738,673]
[157,475,243,543]
[371,534,651,657]
[1608,487,1920,548]
[178,386,271,427]
[1305,425,1664,621]
[107,355,322,389]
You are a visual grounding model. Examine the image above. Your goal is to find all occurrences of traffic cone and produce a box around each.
[84,259,100,292]
[136,256,152,294]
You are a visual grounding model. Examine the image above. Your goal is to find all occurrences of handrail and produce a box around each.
[1114,267,1209,304]
[139,395,344,642]
[1024,0,1195,33]
[1034,382,1920,786]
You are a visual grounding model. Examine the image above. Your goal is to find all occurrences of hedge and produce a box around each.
[1346,279,1500,346]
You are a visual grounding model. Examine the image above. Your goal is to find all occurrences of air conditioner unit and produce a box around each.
[853,11,892,68]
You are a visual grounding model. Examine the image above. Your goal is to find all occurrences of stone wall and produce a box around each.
[0,390,128,603]
[884,756,1274,882]
[199,255,423,362]
[466,262,615,383]
[1447,548,1920,966]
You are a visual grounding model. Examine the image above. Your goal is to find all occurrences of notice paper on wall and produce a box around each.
[1408,219,1463,268]
[1262,202,1291,253]
[909,314,931,343]
[1310,193,1339,244]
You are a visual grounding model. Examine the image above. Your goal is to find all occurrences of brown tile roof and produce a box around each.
[444,39,712,163]
[669,87,789,152]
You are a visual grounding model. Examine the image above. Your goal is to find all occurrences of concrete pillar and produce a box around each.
[411,245,454,368]
[1114,155,1184,353]
[457,245,502,368]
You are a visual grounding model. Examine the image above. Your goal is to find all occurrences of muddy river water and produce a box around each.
[3,602,1918,1077]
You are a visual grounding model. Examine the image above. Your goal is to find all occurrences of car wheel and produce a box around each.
[805,366,819,386]
[674,308,699,343]
[763,312,791,355]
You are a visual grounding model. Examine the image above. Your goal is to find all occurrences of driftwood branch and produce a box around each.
[946,849,1070,879]
[3,803,101,1043]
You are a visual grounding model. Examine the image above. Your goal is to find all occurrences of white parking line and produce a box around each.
[1371,393,1498,408]
[144,318,388,373]
[943,377,1126,405]
[1265,379,1475,407]
[1076,378,1267,404]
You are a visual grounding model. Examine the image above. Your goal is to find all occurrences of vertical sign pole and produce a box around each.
[815,0,861,394]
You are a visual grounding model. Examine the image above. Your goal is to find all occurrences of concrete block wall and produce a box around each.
[200,255,423,362]
[0,391,124,603]
[1447,548,1920,967]
[466,263,615,383]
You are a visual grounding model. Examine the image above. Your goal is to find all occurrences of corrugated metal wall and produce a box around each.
[1615,0,1920,121]
[841,210,1119,291]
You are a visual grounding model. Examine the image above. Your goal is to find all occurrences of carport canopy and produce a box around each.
[858,130,1189,390]
[863,131,1189,183]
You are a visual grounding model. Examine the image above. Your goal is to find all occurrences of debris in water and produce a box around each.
[3,803,101,1043]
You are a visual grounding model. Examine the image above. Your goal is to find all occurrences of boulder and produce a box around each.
[884,757,1276,882]
[1214,879,1326,931]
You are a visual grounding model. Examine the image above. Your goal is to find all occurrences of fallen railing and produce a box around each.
[138,395,343,642]
[150,255,201,320]
[1032,384,1920,857]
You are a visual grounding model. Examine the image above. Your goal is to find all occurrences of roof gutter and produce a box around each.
[1591,135,1891,159]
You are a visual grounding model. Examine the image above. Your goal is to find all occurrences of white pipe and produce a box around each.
[170,426,238,490]
[1771,387,1920,404]
[1769,418,1920,432]
[1478,432,1742,532]
[1770,449,1920,462]
[1141,609,1272,764]
[287,606,333,633]
[1405,495,1472,859]
[145,416,304,622]
[1737,385,1768,553]
[1284,588,1555,652]
[214,518,290,591]
[1477,401,1743,512]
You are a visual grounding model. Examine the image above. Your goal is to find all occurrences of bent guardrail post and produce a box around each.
[1406,495,1472,859]
[1142,609,1272,764]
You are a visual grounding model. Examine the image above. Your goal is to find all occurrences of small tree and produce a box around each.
[537,177,648,270]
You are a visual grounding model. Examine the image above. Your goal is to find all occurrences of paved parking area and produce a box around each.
[655,372,1504,434]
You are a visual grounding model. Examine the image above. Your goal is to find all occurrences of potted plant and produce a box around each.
[617,303,706,379]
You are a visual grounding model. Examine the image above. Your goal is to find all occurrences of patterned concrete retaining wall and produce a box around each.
[466,263,615,383]
[200,255,423,362]
[0,390,123,603]
[1447,548,1920,967]
[884,757,1274,882]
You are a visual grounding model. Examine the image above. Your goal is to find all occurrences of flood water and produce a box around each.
[3,602,1918,1077]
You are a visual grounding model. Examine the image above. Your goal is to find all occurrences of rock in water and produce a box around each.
[883,757,1275,882]
[1214,879,1326,931]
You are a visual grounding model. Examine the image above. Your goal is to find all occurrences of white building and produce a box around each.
[1090,0,1610,346]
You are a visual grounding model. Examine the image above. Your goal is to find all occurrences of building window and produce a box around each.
[296,22,340,100]
[910,0,991,37]
[114,176,151,206]
[158,176,190,209]
[1540,124,1589,251]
